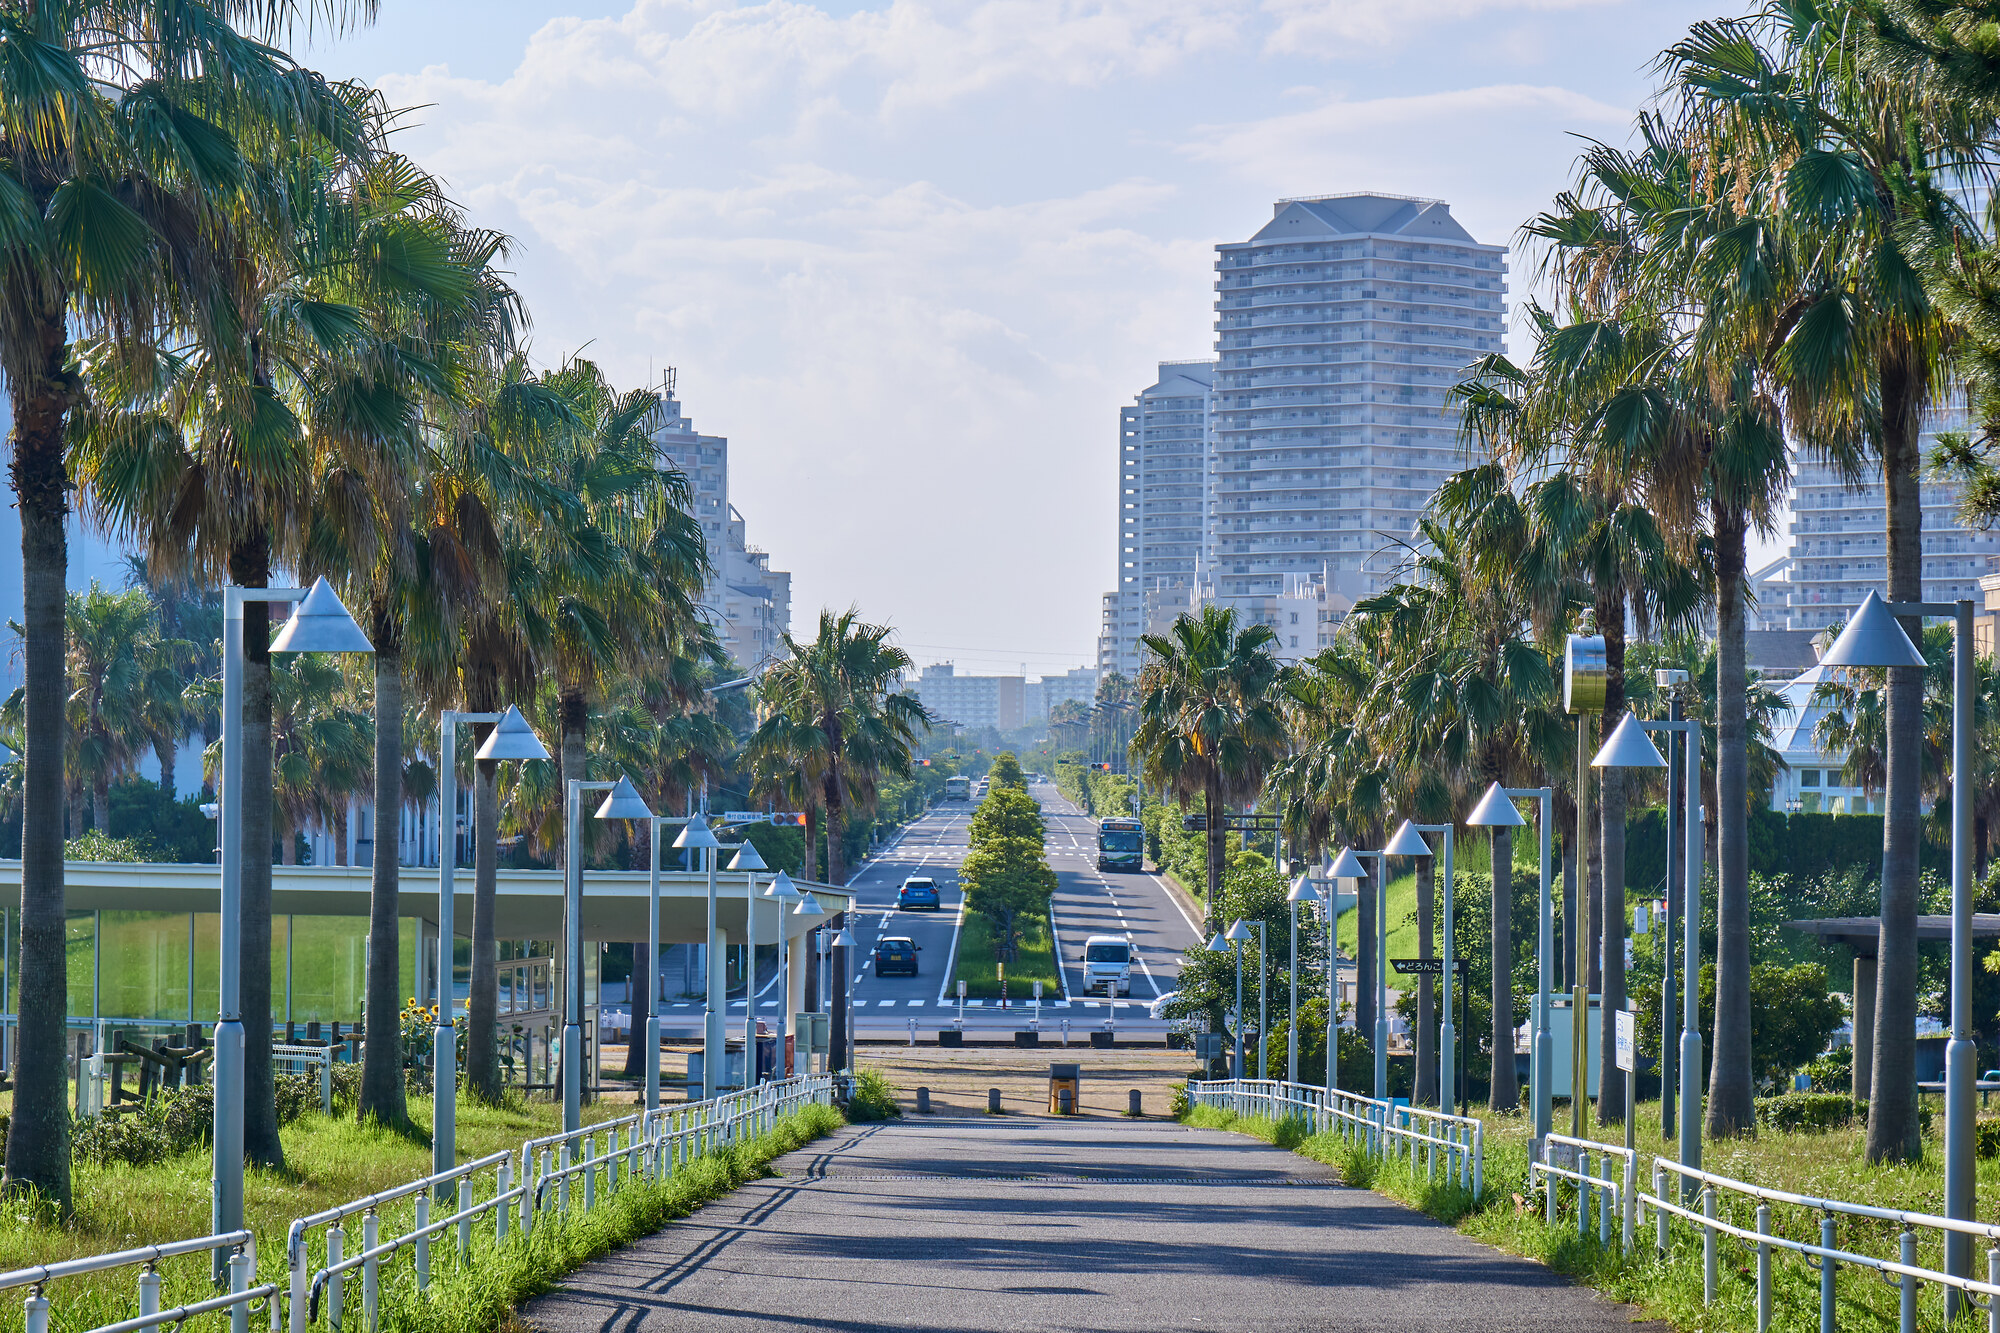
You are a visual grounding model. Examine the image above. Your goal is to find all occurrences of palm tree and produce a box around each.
[745,610,932,888]
[0,0,375,1204]
[1130,605,1289,931]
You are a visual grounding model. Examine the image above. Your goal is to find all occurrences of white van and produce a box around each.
[1083,935,1133,996]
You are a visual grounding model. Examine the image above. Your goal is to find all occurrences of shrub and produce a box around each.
[73,1085,214,1168]
[1755,1092,1855,1133]
[1980,1120,2000,1160]
[1168,1082,1190,1118]
[845,1068,901,1122]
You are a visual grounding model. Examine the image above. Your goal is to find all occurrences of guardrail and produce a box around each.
[1532,1133,1635,1252]
[1185,1078,1482,1196]
[0,1232,268,1333]
[1539,1132,2000,1333]
[10,1072,835,1333]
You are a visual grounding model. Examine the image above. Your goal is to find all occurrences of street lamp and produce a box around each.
[1589,712,1666,1133]
[215,578,370,1257]
[1382,820,1433,1101]
[831,924,857,1078]
[433,704,547,1185]
[673,814,723,1096]
[729,841,768,1083]
[560,774,652,1133]
[1329,845,1387,1097]
[792,888,826,1072]
[1466,781,1546,1147]
[1636,693,1702,1165]
[1821,588,1978,1303]
[1562,634,1607,1139]
[764,870,803,1074]
[1218,924,1252,1078]
[1405,820,1461,1113]
[1286,874,1321,1085]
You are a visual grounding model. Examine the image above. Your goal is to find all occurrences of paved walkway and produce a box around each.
[523,1114,1663,1332]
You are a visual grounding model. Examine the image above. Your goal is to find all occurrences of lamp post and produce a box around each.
[792,888,826,1071]
[764,871,803,1074]
[1382,820,1434,1101]
[1467,783,1552,1151]
[435,704,547,1183]
[1210,925,1249,1078]
[1326,847,1378,1095]
[1590,712,1667,1133]
[673,815,723,1096]
[831,925,856,1080]
[216,578,371,1258]
[563,775,653,1134]
[730,842,768,1082]
[1408,822,1459,1113]
[1244,919,1268,1080]
[1638,696,1700,1154]
[1820,589,1976,1301]
[1653,668,1690,1143]
[1286,874,1321,1085]
[1563,635,1607,1138]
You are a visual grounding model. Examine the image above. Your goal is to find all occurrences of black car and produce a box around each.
[874,936,921,976]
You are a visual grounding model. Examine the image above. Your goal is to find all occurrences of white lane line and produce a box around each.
[1046,900,1074,1001]
[934,895,968,1004]
[1130,937,1163,998]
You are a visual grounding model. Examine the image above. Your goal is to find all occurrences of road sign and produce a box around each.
[723,811,769,825]
[1614,1008,1635,1073]
[1390,957,1470,976]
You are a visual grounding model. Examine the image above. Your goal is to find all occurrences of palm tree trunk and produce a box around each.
[1491,823,1518,1111]
[1870,350,1927,1162]
[5,340,72,1207]
[335,804,349,868]
[467,685,503,1102]
[232,542,284,1167]
[92,775,108,837]
[360,641,408,1126]
[1707,501,1755,1138]
[1204,778,1225,930]
[155,738,176,797]
[1597,583,1631,1124]
[1415,857,1436,1105]
[623,942,648,1078]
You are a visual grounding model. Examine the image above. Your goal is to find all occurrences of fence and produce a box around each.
[1538,1131,2000,1333]
[16,1073,834,1333]
[1185,1078,1483,1197]
[270,1046,333,1116]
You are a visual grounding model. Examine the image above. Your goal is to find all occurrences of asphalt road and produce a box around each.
[829,778,1204,1037]
[523,1113,1663,1333]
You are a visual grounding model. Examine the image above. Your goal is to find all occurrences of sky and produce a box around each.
[295,0,1758,677]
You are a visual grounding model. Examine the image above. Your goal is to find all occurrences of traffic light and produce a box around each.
[917,759,931,767]
[1091,762,1113,772]
[770,812,806,826]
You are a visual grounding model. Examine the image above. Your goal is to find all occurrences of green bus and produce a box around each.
[1097,817,1145,872]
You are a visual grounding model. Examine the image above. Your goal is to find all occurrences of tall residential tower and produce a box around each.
[1099,360,1214,677]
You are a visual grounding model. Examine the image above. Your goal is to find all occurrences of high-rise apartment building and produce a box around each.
[1209,194,1506,600]
[645,371,793,670]
[1100,361,1215,676]
[911,664,1025,733]
[1784,402,2000,630]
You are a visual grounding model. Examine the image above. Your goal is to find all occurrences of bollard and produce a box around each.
[1702,1188,1717,1306]
[1899,1230,1917,1333]
[1062,1019,1069,1046]
[1621,1151,1635,1254]
[1822,1217,1839,1333]
[458,1176,473,1258]
[1598,1156,1612,1246]
[139,1263,159,1322]
[1655,1165,1669,1255]
[583,1136,596,1211]
[1129,1089,1142,1116]
[1058,1087,1073,1115]
[917,1086,931,1114]
[1755,1203,1770,1333]
[361,1212,379,1333]
[988,1087,1003,1114]
[24,1289,46,1333]
[414,1194,430,1290]
[326,1222,345,1330]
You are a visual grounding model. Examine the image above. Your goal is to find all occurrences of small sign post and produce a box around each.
[1615,1007,1637,1154]
[1033,980,1043,1032]
[956,979,966,1033]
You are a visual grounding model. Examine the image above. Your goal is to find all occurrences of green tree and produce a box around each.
[959,835,1056,931]
[988,751,1026,790]
[970,786,1044,846]
[1131,605,1288,930]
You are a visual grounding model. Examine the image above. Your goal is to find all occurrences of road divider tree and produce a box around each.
[956,771,1060,1001]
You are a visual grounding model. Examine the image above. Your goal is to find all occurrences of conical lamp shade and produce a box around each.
[1591,713,1667,770]
[1287,873,1320,904]
[269,577,373,654]
[1382,820,1432,857]
[1327,847,1370,879]
[764,869,801,901]
[1224,918,1253,942]
[793,891,826,919]
[1821,589,1925,668]
[729,842,767,872]
[474,704,550,762]
[1466,781,1526,827]
[593,775,654,820]
[673,813,721,850]
[1206,933,1231,953]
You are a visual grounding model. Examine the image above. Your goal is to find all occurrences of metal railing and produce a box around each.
[0,1232,269,1333]
[1532,1133,1636,1252]
[270,1045,333,1115]
[1539,1132,2000,1333]
[1185,1078,1483,1196]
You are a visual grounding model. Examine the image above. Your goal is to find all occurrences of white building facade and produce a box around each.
[1208,194,1506,602]
[1099,361,1215,677]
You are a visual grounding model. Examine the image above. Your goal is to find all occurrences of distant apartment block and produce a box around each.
[1785,417,2000,631]
[912,664,1026,733]
[1100,361,1215,677]
[1209,194,1505,601]
[1027,666,1099,722]
[646,371,793,669]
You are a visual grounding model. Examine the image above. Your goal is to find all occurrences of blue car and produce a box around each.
[897,877,941,910]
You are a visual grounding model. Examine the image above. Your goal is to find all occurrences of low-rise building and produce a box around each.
[911,664,1026,733]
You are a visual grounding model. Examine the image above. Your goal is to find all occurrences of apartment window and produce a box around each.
[1800,770,1821,788]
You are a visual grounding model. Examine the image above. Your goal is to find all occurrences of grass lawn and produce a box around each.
[0,1088,804,1333]
[951,911,1060,1000]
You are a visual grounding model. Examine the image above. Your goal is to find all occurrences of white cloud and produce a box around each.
[1260,0,1617,55]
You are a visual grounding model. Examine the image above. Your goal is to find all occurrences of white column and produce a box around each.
[708,933,729,1092]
